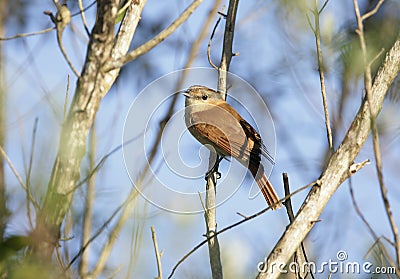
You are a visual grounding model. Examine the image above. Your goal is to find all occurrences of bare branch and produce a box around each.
[353,0,400,267]
[63,75,70,123]
[207,11,224,70]
[34,0,121,259]
[350,180,400,276]
[348,159,370,175]
[107,0,205,71]
[78,5,222,273]
[217,0,239,96]
[282,173,314,279]
[204,157,222,279]
[46,5,80,77]
[318,0,330,14]
[78,0,90,36]
[90,187,142,277]
[312,1,333,151]
[26,118,39,229]
[151,226,163,279]
[66,192,134,271]
[0,145,39,209]
[168,181,316,279]
[0,27,55,41]
[203,1,241,278]
[256,33,400,279]
[349,178,378,239]
[361,0,385,21]
[79,124,96,277]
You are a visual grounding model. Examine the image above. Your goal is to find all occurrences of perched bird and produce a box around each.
[183,85,281,209]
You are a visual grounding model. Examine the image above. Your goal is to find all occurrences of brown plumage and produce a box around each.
[184,85,281,209]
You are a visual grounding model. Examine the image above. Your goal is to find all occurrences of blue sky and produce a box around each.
[2,0,400,278]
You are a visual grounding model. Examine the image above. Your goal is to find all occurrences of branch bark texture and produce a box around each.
[34,0,146,259]
[205,1,239,278]
[257,33,400,279]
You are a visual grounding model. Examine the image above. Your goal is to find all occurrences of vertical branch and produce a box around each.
[34,0,120,260]
[217,0,239,97]
[312,0,333,151]
[256,34,400,279]
[78,0,90,36]
[204,1,240,278]
[79,124,96,276]
[282,173,314,279]
[204,153,222,279]
[151,226,163,279]
[26,118,39,230]
[353,0,400,267]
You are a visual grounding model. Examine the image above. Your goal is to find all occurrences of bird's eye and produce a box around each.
[202,95,208,100]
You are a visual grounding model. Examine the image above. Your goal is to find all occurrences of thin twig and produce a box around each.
[282,173,295,223]
[151,226,163,279]
[353,0,400,267]
[204,1,240,278]
[78,0,90,36]
[54,5,80,77]
[71,135,141,193]
[62,209,73,268]
[0,27,55,41]
[217,0,239,96]
[88,149,168,277]
[176,0,223,87]
[71,1,97,18]
[349,179,400,276]
[0,145,39,209]
[63,75,70,123]
[65,192,134,271]
[318,0,330,14]
[26,118,39,229]
[168,180,317,279]
[349,178,378,239]
[236,212,247,219]
[107,0,204,71]
[349,159,370,175]
[369,48,385,68]
[70,0,217,271]
[282,173,314,279]
[207,12,223,70]
[312,1,333,151]
[257,33,400,279]
[361,0,385,21]
[79,123,96,276]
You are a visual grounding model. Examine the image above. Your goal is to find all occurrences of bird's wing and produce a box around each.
[188,102,254,164]
[239,119,274,165]
[216,102,274,165]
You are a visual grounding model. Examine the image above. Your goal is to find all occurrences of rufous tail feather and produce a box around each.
[256,173,281,209]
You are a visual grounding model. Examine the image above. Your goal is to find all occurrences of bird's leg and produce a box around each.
[205,155,224,181]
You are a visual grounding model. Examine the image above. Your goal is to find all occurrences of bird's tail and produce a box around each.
[256,173,281,209]
[250,165,281,209]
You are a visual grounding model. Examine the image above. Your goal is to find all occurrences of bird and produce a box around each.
[183,85,281,209]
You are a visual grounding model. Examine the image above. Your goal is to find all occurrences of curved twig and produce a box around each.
[106,0,205,71]
[168,181,317,279]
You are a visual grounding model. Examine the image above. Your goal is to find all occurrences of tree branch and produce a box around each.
[151,226,163,279]
[203,1,240,278]
[106,0,204,71]
[353,0,400,267]
[256,33,400,279]
[33,0,144,260]
[217,0,239,96]
[168,180,316,279]
[312,0,333,151]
